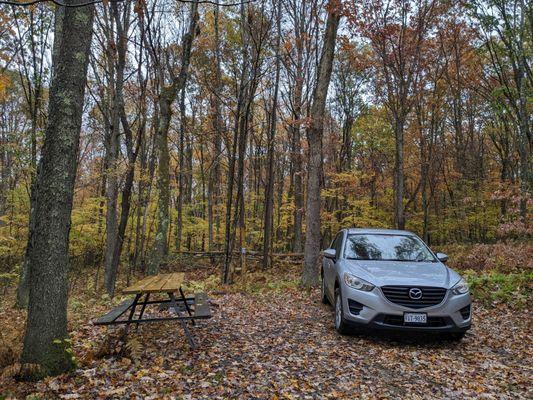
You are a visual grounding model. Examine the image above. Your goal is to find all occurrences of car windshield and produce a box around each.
[344,234,436,262]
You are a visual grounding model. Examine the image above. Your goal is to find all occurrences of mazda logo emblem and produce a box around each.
[409,288,423,299]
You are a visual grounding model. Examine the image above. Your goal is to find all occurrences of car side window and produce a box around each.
[334,232,344,257]
[329,235,337,250]
[330,232,343,258]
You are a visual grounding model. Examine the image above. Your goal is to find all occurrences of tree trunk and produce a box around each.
[20,0,94,379]
[148,0,199,274]
[301,4,341,287]
[291,124,304,253]
[516,6,531,220]
[262,0,281,269]
[16,6,64,309]
[290,65,304,253]
[149,94,172,274]
[207,3,222,251]
[103,113,120,291]
[176,87,187,252]
[103,1,133,295]
[393,116,406,230]
[223,2,250,283]
[339,114,354,171]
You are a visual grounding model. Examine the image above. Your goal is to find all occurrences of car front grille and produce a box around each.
[381,286,447,309]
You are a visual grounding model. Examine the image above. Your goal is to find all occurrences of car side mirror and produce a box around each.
[323,248,337,260]
[436,252,448,263]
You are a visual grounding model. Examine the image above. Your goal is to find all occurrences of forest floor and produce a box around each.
[0,264,531,399]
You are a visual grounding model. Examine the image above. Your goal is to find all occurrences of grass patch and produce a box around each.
[463,270,532,308]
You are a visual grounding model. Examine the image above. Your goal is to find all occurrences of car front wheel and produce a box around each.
[321,273,330,305]
[334,288,350,335]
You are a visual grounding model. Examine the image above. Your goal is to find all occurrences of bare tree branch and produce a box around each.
[0,0,253,7]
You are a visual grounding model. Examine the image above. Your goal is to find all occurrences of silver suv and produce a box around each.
[321,228,471,340]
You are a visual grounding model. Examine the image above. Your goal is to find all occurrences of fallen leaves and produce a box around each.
[0,276,531,399]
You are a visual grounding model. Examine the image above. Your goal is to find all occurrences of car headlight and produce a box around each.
[452,277,469,295]
[343,273,374,291]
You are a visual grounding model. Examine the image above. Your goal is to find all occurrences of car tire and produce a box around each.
[334,288,351,335]
[321,273,330,305]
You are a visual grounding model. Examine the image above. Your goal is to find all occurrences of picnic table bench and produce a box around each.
[94,272,211,348]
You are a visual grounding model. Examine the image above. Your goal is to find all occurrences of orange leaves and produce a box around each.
[133,0,146,18]
[283,38,293,54]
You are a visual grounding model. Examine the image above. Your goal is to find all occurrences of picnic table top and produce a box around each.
[122,272,185,295]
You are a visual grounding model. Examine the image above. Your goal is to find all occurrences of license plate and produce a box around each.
[404,313,427,324]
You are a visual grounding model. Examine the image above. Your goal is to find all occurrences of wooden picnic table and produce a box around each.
[94,272,211,349]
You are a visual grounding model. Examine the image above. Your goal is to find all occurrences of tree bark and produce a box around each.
[20,0,94,379]
[223,4,266,283]
[301,4,341,287]
[207,3,222,250]
[393,116,406,230]
[16,6,64,309]
[290,39,304,253]
[175,87,187,251]
[103,0,131,295]
[262,0,281,269]
[148,0,199,274]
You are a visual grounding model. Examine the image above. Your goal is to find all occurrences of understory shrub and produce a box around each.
[464,271,532,308]
[445,243,533,273]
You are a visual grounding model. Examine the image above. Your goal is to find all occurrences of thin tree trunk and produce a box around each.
[339,114,354,171]
[223,2,249,283]
[104,0,131,295]
[176,87,186,251]
[107,117,142,296]
[394,116,406,230]
[207,3,222,250]
[148,0,199,274]
[262,0,281,269]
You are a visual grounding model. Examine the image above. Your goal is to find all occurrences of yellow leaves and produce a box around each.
[0,73,12,101]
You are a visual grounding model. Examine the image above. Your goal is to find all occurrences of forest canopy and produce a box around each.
[1,0,530,266]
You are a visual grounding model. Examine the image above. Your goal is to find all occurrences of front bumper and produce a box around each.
[341,282,472,333]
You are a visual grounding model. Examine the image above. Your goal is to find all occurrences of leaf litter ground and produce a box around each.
[1,272,531,399]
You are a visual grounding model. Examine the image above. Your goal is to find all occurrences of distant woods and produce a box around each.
[1,0,531,283]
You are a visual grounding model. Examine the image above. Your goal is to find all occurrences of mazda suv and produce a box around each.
[321,228,471,340]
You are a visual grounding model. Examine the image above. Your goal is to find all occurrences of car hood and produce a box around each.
[343,259,459,288]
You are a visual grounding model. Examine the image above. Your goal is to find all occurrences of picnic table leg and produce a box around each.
[136,293,150,332]
[168,292,196,349]
[179,286,195,326]
[121,293,141,348]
